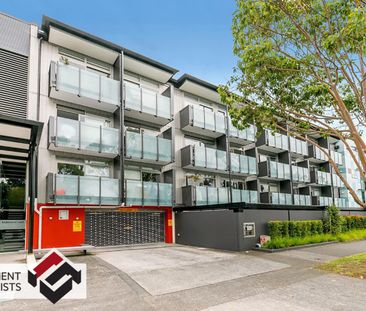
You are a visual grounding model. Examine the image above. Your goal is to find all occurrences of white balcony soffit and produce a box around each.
[124,56,173,84]
[48,27,119,64]
[179,80,221,103]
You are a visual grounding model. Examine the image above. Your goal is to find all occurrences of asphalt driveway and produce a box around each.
[1,241,366,310]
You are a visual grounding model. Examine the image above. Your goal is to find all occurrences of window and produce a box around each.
[59,47,112,77]
[84,162,110,177]
[58,163,84,176]
[142,172,160,182]
[243,223,256,238]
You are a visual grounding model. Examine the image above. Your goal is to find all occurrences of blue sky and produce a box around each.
[1,0,237,85]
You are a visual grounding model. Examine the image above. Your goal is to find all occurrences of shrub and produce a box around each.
[323,205,342,235]
[268,220,323,239]
[342,216,366,231]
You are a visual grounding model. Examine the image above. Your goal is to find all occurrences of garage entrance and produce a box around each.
[85,210,165,247]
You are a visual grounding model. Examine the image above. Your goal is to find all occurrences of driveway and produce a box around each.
[1,241,366,310]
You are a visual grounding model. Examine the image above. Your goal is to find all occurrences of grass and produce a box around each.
[263,229,366,249]
[317,253,366,279]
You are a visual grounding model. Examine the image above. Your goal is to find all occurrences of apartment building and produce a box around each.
[0,12,364,252]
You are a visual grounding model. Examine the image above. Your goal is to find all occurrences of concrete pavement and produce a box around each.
[0,241,366,310]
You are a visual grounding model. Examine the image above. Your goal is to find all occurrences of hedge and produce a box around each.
[268,220,323,239]
[268,215,366,239]
[342,216,366,231]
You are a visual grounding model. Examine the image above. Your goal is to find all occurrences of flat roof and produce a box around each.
[41,16,178,75]
[175,74,219,92]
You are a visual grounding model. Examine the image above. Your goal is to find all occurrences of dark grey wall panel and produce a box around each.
[237,210,288,250]
[0,49,28,118]
[176,209,330,251]
[175,210,239,251]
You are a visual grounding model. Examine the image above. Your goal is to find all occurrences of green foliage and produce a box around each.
[223,0,365,131]
[264,229,366,249]
[221,1,366,209]
[323,205,343,235]
[268,220,323,239]
[342,216,366,231]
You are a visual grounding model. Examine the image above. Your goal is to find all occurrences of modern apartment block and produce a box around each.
[0,12,364,252]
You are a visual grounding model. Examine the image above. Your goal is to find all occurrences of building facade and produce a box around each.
[0,13,364,252]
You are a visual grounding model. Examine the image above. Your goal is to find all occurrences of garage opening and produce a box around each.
[85,210,165,247]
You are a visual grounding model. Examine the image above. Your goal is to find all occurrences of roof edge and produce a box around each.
[41,15,178,74]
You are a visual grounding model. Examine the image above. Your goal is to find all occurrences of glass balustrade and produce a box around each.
[267,131,288,150]
[269,161,291,179]
[55,117,119,154]
[334,197,348,208]
[191,105,226,134]
[229,118,256,142]
[124,82,171,119]
[271,192,292,205]
[314,146,327,161]
[125,131,172,163]
[55,62,119,105]
[292,166,310,183]
[230,153,257,175]
[316,171,332,185]
[330,150,343,165]
[192,146,227,171]
[54,175,119,205]
[294,194,311,206]
[289,137,308,155]
[194,187,256,205]
[125,180,172,206]
[319,196,333,206]
[332,174,343,187]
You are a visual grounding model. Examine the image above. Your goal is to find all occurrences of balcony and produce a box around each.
[307,145,328,163]
[182,185,229,206]
[231,189,258,204]
[294,194,312,206]
[48,117,119,158]
[311,170,332,186]
[125,180,173,207]
[125,131,172,165]
[292,166,310,183]
[230,153,257,176]
[124,82,173,126]
[317,196,333,206]
[330,150,343,166]
[289,137,308,157]
[47,173,120,205]
[256,130,289,153]
[49,61,120,112]
[332,174,344,188]
[181,145,227,174]
[180,105,226,138]
[228,119,255,145]
[258,160,291,180]
[260,192,292,205]
[335,197,348,208]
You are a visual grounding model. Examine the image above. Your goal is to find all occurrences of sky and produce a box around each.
[0,0,237,85]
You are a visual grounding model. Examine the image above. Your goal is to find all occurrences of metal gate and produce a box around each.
[85,210,165,247]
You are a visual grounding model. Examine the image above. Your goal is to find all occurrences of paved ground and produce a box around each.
[1,241,366,310]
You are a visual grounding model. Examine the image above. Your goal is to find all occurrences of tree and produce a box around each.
[219,0,366,208]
